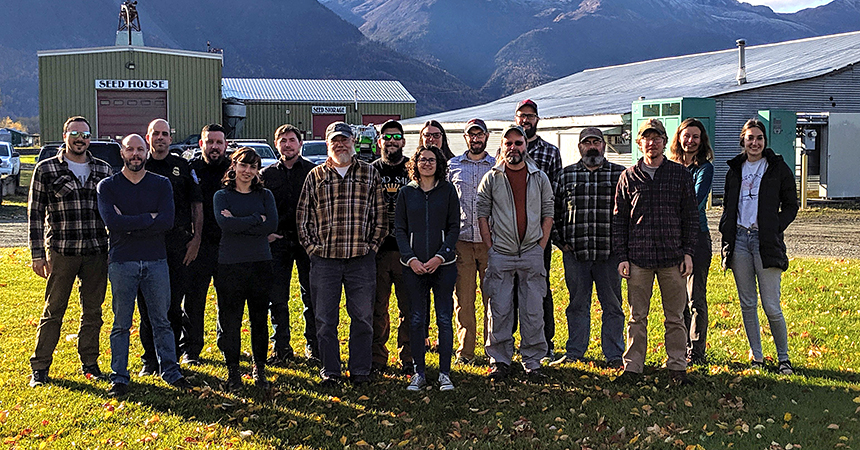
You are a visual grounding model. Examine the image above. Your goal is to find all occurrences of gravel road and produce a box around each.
[3,201,859,258]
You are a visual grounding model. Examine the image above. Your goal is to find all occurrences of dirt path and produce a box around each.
[3,201,859,258]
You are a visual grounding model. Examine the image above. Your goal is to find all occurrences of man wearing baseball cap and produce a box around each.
[448,118,496,365]
[477,124,554,380]
[612,119,698,386]
[297,121,388,386]
[515,99,562,362]
[550,127,626,368]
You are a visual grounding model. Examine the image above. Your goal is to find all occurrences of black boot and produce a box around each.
[253,364,270,389]
[225,365,242,392]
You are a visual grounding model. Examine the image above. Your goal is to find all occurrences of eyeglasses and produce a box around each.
[422,132,442,140]
[466,132,486,139]
[516,113,537,120]
[65,131,92,139]
[504,141,524,147]
[417,158,437,165]
[382,133,403,140]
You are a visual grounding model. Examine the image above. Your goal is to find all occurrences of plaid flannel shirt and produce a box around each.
[296,156,388,259]
[528,136,562,184]
[28,150,113,260]
[612,158,698,269]
[552,159,625,261]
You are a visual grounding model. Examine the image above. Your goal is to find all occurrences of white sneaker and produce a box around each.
[438,373,455,392]
[406,373,426,392]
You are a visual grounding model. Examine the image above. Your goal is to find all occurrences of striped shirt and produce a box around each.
[528,136,562,185]
[552,159,625,261]
[28,150,113,260]
[297,156,388,259]
[612,158,698,269]
[447,152,495,242]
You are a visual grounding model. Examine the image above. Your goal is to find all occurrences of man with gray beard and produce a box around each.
[549,128,626,368]
[297,122,387,386]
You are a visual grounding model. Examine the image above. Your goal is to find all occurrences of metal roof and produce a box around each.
[405,30,860,123]
[222,78,416,104]
[37,45,222,60]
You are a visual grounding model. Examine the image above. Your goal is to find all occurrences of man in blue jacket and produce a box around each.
[97,134,191,397]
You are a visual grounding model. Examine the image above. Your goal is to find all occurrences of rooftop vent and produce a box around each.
[736,39,747,85]
[116,1,144,46]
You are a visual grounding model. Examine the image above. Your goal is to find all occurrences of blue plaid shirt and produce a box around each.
[447,152,495,242]
[528,136,562,185]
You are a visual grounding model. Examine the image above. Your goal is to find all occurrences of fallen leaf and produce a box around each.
[784,412,792,422]
[357,395,370,401]
[828,424,840,430]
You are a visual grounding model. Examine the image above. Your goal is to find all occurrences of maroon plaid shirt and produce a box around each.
[612,158,698,269]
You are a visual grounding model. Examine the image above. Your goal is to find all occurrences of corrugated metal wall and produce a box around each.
[39,48,221,142]
[242,102,416,144]
[712,66,860,195]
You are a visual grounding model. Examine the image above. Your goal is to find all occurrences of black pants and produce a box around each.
[215,261,273,366]
[138,232,189,369]
[683,231,712,360]
[180,242,219,359]
[269,240,317,357]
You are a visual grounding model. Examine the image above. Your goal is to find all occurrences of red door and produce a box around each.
[312,115,345,140]
[96,90,168,140]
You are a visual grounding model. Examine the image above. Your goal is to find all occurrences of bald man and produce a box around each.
[136,119,203,377]
[97,134,191,397]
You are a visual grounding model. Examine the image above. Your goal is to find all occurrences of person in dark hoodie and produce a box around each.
[394,146,460,392]
[720,118,798,375]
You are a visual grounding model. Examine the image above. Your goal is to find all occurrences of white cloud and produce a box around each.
[743,0,833,13]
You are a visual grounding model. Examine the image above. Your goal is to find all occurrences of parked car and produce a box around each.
[169,134,201,155]
[37,141,124,173]
[183,140,278,168]
[301,140,327,165]
[0,141,21,186]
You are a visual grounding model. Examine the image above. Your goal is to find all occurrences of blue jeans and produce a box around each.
[731,228,789,362]
[109,259,181,385]
[309,252,375,378]
[561,251,625,362]
[404,263,456,376]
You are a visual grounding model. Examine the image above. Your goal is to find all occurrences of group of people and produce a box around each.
[26,98,798,396]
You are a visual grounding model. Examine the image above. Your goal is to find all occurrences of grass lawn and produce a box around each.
[0,249,858,449]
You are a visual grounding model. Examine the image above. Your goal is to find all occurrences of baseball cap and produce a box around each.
[378,119,403,134]
[326,122,353,140]
[464,118,488,134]
[502,124,526,138]
[637,119,667,139]
[516,99,538,115]
[579,127,604,143]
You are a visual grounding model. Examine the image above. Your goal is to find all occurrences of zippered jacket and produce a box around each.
[394,180,460,265]
[476,159,554,256]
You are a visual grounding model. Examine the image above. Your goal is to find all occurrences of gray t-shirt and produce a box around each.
[67,160,91,185]
[641,162,659,179]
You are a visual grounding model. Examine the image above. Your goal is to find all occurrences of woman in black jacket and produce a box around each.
[719,119,798,374]
[395,146,460,392]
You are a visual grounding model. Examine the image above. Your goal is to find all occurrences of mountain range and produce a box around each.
[1,0,859,129]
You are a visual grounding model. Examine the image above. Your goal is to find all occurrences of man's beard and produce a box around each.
[332,151,352,165]
[582,150,604,167]
[383,147,403,163]
[469,142,487,155]
[124,159,145,172]
[523,126,537,139]
[505,152,523,165]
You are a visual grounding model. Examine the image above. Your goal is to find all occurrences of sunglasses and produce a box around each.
[65,131,92,139]
[504,140,525,147]
[382,133,403,140]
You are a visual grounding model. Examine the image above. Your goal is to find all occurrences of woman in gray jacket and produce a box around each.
[394,146,460,392]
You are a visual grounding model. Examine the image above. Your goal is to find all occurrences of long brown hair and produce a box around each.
[668,118,713,166]
[222,147,263,191]
[739,118,768,153]
[420,120,455,160]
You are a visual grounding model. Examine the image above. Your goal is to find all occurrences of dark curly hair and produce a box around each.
[407,146,447,183]
[222,147,263,191]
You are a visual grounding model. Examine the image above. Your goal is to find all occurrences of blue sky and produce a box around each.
[746,0,832,13]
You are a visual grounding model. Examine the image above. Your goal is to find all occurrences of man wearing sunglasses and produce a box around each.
[448,118,495,366]
[477,124,553,381]
[27,116,113,387]
[370,120,412,375]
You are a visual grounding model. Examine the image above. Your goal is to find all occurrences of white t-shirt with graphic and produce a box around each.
[737,158,768,230]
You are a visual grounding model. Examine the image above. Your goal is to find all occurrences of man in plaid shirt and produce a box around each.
[515,99,562,361]
[27,116,113,387]
[550,128,626,369]
[297,122,387,386]
[613,119,698,386]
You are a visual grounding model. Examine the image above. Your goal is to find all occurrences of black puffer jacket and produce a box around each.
[719,148,798,271]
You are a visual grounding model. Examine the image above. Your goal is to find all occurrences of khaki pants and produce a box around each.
[623,263,687,373]
[453,241,489,360]
[30,250,108,370]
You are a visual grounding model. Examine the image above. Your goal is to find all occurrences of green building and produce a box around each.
[38,46,222,143]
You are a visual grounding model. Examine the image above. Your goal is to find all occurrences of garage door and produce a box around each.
[362,114,400,126]
[312,115,345,141]
[97,90,168,141]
